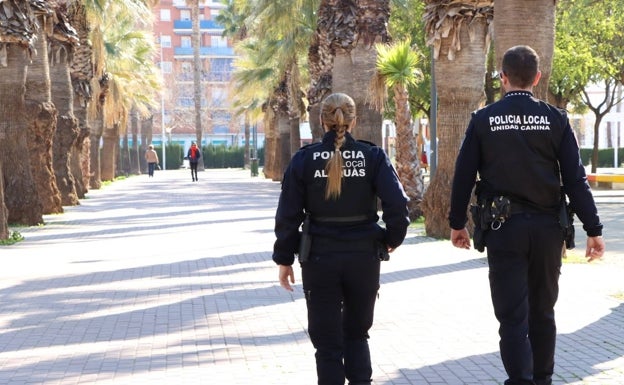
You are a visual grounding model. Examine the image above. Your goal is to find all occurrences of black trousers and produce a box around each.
[485,213,564,385]
[302,252,380,385]
[190,162,198,180]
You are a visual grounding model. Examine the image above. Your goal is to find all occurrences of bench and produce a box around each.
[587,173,624,189]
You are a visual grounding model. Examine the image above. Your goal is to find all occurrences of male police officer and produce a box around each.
[449,46,605,385]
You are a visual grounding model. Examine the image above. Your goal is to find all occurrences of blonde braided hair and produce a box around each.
[320,93,356,200]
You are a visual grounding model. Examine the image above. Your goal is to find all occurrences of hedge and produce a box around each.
[579,148,624,168]
[202,144,265,169]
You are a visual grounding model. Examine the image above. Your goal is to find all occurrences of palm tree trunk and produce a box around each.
[89,115,103,189]
[50,38,81,206]
[69,0,94,197]
[422,7,491,238]
[262,105,278,180]
[393,84,424,220]
[26,10,63,215]
[130,109,140,174]
[307,0,334,140]
[330,0,390,146]
[191,0,203,148]
[493,0,556,100]
[140,115,153,173]
[101,123,119,181]
[0,45,43,225]
[0,158,7,240]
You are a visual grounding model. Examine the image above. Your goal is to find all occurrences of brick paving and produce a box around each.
[0,168,622,385]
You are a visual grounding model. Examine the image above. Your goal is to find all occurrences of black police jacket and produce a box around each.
[449,91,602,237]
[273,131,410,266]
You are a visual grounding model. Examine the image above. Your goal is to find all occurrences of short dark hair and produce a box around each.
[501,45,539,88]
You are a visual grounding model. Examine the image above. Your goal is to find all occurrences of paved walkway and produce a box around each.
[1,168,623,385]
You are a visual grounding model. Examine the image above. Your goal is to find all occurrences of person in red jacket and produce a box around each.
[187,142,201,181]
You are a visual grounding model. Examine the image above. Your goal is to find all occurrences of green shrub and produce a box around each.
[579,148,624,168]
[202,144,265,169]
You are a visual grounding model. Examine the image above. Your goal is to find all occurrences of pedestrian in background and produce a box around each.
[449,45,605,385]
[145,144,159,178]
[273,93,410,385]
[187,142,201,181]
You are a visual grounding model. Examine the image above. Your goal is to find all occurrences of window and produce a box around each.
[181,36,191,48]
[160,9,171,22]
[160,35,172,48]
[211,36,227,48]
[161,61,172,73]
[181,62,192,73]
[180,10,191,20]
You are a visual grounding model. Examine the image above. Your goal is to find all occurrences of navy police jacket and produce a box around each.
[449,91,602,237]
[273,131,410,266]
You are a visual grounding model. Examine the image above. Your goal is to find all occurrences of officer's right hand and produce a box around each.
[451,228,471,250]
[585,236,605,262]
[278,264,295,291]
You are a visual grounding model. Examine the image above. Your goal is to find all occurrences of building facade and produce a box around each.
[152,0,262,151]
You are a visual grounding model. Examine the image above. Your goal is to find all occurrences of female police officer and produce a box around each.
[273,93,409,385]
[449,45,605,385]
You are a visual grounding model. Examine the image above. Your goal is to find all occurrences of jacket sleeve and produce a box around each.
[272,151,306,265]
[371,148,410,249]
[557,116,603,236]
[449,118,479,230]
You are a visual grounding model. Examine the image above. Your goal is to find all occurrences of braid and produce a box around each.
[321,93,356,200]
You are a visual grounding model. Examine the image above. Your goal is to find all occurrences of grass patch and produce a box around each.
[562,250,588,264]
[0,231,24,246]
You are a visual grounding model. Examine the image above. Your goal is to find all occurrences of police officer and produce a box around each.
[449,45,605,385]
[273,93,409,385]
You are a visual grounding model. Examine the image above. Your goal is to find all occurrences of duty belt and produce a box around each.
[311,215,369,223]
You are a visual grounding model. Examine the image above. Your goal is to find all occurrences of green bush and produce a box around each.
[154,143,184,170]
[202,144,265,169]
[579,148,624,168]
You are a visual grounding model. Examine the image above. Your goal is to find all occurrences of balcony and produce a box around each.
[174,46,234,58]
[173,20,223,33]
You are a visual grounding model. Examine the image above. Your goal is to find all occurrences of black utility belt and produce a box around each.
[311,215,369,223]
[476,196,553,230]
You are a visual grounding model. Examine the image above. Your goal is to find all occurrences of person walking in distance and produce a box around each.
[449,45,605,385]
[273,93,410,385]
[187,142,201,181]
[145,144,159,178]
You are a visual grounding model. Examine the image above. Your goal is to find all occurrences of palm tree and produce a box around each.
[227,0,317,179]
[189,0,203,152]
[67,0,95,197]
[0,158,7,240]
[421,1,494,238]
[27,1,64,215]
[374,39,425,220]
[97,11,159,181]
[0,0,44,226]
[318,0,391,146]
[493,0,556,100]
[50,2,81,206]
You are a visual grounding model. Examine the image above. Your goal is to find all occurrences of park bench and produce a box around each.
[587,173,624,189]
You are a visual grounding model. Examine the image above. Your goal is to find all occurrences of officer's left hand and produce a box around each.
[585,236,605,262]
[451,228,471,250]
[278,264,295,291]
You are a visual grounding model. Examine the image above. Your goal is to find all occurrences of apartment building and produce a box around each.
[152,0,245,150]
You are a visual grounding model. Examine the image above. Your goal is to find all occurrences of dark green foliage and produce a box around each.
[154,143,185,170]
[202,144,265,169]
[579,148,624,168]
